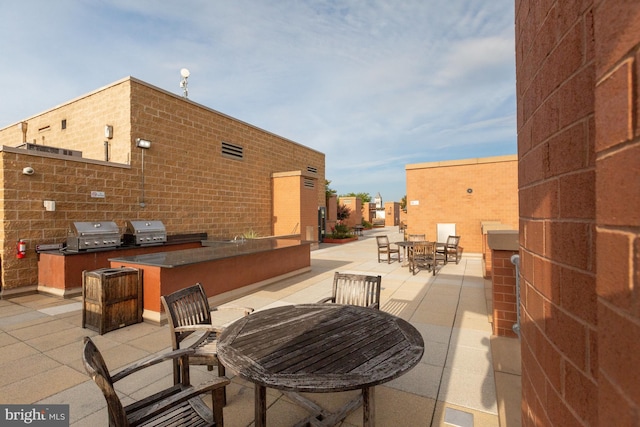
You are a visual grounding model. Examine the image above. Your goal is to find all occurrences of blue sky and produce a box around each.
[0,1,516,203]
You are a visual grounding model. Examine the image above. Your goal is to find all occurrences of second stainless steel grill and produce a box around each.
[123,220,167,246]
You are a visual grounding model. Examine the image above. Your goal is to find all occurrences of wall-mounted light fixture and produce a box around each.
[104,125,113,139]
[22,166,35,175]
[136,138,151,149]
[467,188,473,194]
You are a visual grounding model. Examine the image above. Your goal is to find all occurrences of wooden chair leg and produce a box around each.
[172,358,181,385]
[212,387,225,426]
[218,364,227,406]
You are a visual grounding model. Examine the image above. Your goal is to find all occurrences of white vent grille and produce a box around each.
[304,178,315,188]
[221,142,244,160]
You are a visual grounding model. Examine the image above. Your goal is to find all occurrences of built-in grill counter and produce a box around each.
[123,220,167,247]
[66,221,122,252]
[38,224,206,297]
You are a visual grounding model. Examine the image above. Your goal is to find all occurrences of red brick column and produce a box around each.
[593,1,640,424]
[516,1,597,425]
[491,249,519,337]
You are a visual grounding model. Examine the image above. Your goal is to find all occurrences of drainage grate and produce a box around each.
[444,407,474,427]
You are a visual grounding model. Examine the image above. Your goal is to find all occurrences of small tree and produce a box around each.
[325,180,337,201]
[340,192,371,203]
[336,203,351,221]
[329,204,353,238]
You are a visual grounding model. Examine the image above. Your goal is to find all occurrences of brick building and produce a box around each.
[405,155,519,253]
[516,1,640,425]
[0,77,325,296]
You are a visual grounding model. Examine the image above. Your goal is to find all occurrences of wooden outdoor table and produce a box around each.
[394,241,413,266]
[217,303,424,427]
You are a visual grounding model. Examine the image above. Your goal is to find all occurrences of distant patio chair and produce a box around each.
[409,241,445,276]
[437,235,462,264]
[376,235,400,263]
[318,272,382,309]
[408,234,426,241]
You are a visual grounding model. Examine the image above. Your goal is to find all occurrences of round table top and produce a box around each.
[217,303,424,393]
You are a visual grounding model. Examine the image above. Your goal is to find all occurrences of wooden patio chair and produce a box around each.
[161,283,253,405]
[376,235,400,263]
[409,241,445,276]
[437,235,462,264]
[318,272,382,309]
[82,336,228,427]
[408,234,426,241]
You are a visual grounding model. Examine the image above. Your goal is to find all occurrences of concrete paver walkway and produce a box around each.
[0,227,520,426]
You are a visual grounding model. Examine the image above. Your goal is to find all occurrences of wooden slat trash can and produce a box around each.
[82,267,143,334]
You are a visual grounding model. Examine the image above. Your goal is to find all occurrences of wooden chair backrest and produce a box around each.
[408,234,426,241]
[376,235,390,247]
[332,272,382,309]
[446,235,460,248]
[413,241,436,258]
[161,283,212,350]
[82,337,128,427]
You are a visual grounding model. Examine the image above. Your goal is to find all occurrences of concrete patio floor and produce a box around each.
[0,227,521,426]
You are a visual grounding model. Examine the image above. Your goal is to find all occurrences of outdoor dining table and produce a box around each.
[216,303,424,427]
[395,240,445,267]
[394,240,415,266]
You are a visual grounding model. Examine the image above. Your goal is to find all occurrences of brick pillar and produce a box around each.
[593,1,640,425]
[516,1,597,425]
[491,249,519,337]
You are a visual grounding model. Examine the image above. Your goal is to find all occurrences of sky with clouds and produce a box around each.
[0,1,516,203]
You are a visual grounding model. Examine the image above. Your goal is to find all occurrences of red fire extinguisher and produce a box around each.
[17,239,26,259]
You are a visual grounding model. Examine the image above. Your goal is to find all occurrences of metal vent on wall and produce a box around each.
[221,141,244,160]
[307,166,318,174]
[304,178,315,188]
[18,143,82,158]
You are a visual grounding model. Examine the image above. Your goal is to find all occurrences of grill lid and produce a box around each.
[124,220,167,246]
[69,221,120,236]
[125,220,166,234]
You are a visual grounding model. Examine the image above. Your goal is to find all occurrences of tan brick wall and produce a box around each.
[272,172,319,239]
[405,155,518,252]
[384,202,400,226]
[0,80,132,164]
[0,77,325,292]
[337,196,362,229]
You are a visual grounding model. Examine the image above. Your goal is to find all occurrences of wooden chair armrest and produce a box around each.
[368,302,380,309]
[174,324,224,334]
[125,377,230,425]
[317,296,335,304]
[111,348,195,383]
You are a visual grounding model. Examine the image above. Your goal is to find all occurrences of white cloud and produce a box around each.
[0,0,516,202]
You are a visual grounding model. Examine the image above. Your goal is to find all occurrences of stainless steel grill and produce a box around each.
[67,221,122,251]
[123,220,167,246]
